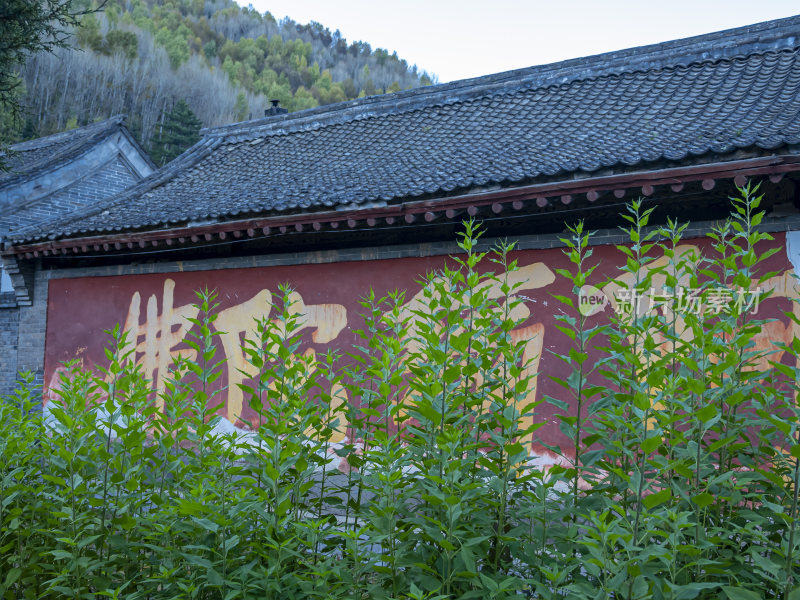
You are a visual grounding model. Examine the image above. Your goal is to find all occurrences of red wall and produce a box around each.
[44,234,798,461]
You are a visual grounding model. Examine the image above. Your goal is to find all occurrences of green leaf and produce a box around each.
[191,517,219,533]
[641,436,661,454]
[459,545,476,573]
[696,404,717,423]
[721,587,761,600]
[673,582,721,599]
[439,538,456,551]
[3,568,21,586]
[642,488,671,509]
[207,568,223,585]
[691,492,714,508]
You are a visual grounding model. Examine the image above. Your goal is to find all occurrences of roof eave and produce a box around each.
[7,153,800,258]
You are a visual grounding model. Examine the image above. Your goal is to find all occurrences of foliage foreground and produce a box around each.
[2,189,800,599]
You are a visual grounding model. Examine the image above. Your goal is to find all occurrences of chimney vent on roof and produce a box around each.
[265,99,288,117]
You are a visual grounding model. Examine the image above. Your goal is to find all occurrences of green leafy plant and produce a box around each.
[1,188,799,599]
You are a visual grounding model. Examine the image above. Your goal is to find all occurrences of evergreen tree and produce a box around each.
[149,100,202,167]
[233,91,249,122]
[103,29,138,60]
[0,80,25,144]
[21,116,37,141]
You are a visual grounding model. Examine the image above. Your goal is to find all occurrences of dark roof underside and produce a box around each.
[10,15,800,244]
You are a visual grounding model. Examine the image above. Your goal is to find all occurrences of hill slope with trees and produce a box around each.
[2,0,434,164]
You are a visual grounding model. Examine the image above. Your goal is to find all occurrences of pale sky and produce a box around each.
[238,0,799,82]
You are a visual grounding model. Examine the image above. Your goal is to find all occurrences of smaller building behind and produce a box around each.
[0,116,154,394]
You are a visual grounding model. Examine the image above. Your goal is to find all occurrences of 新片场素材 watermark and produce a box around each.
[577,285,762,317]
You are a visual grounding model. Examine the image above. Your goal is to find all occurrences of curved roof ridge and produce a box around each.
[201,14,800,142]
[7,115,125,153]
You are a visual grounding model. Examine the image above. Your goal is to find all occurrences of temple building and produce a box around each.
[1,16,799,456]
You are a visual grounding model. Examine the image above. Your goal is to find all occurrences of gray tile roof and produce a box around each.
[0,117,144,189]
[9,15,800,244]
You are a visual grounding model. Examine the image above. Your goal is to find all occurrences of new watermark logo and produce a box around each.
[577,284,609,317]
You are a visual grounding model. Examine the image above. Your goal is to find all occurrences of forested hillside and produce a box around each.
[2,0,434,162]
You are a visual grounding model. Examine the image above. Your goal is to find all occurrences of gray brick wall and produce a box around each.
[0,302,20,397]
[15,269,48,380]
[0,270,46,397]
